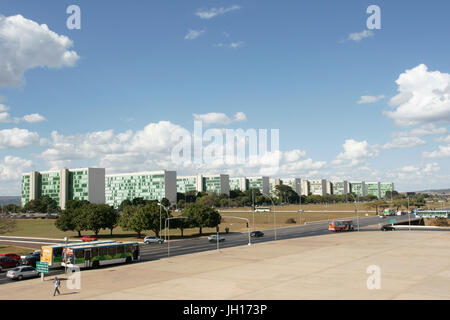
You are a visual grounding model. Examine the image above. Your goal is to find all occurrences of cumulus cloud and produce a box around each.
[423,144,450,159]
[22,113,47,123]
[385,64,450,126]
[0,128,40,148]
[333,139,379,167]
[0,14,79,87]
[0,156,33,181]
[383,136,426,150]
[347,30,374,42]
[193,112,247,126]
[184,29,205,40]
[357,95,385,104]
[196,5,241,19]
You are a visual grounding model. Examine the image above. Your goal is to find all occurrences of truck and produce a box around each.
[328,220,355,232]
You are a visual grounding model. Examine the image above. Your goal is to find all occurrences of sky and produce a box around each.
[0,0,450,194]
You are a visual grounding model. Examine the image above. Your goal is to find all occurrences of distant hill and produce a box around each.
[0,196,21,206]
[416,189,450,194]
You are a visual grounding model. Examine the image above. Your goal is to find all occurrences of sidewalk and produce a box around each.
[1,230,449,300]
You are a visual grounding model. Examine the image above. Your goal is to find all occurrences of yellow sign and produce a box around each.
[41,247,53,264]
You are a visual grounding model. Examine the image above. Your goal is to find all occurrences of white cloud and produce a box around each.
[423,162,440,173]
[0,14,79,87]
[357,95,385,104]
[0,128,40,148]
[0,156,33,181]
[214,41,245,49]
[385,64,450,126]
[0,112,12,123]
[196,5,241,20]
[436,135,450,143]
[193,112,247,126]
[423,144,450,159]
[333,139,379,167]
[22,113,46,123]
[230,41,244,49]
[348,30,374,42]
[383,136,426,150]
[233,112,247,122]
[184,29,205,40]
[0,104,9,112]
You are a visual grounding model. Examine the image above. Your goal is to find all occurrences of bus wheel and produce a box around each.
[126,257,132,264]
[92,261,99,269]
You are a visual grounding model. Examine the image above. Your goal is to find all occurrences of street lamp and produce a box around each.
[224,216,251,246]
[268,196,277,240]
[165,216,188,257]
[157,202,169,240]
[64,237,68,274]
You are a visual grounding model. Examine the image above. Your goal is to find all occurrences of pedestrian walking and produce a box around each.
[53,276,61,296]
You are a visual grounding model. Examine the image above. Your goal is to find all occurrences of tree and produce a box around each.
[274,185,299,204]
[55,202,90,237]
[118,199,132,212]
[171,213,191,237]
[182,203,221,235]
[84,204,118,236]
[119,206,148,238]
[118,202,166,238]
[364,200,388,214]
[160,198,170,208]
[132,197,147,207]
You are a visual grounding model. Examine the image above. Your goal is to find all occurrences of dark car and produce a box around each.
[19,253,41,268]
[0,256,20,272]
[250,231,264,238]
[381,225,395,231]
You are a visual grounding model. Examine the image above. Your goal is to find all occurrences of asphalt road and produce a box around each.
[0,214,418,285]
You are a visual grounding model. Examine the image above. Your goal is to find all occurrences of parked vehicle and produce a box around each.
[19,252,41,268]
[81,235,98,242]
[381,225,395,231]
[208,235,225,242]
[328,220,354,232]
[6,266,40,280]
[0,253,21,262]
[143,236,164,244]
[297,209,304,213]
[0,256,20,272]
[250,231,264,238]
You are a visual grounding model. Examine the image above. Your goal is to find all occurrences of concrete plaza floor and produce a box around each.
[1,230,449,300]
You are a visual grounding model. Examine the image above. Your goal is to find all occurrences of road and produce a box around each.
[0,214,418,285]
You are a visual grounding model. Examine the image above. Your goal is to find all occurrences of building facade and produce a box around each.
[21,168,105,210]
[176,175,203,194]
[202,174,230,196]
[105,170,176,208]
[229,177,248,192]
[280,178,301,196]
[247,176,270,196]
[380,182,395,199]
[349,181,366,197]
[308,179,327,196]
[365,182,381,199]
[331,181,350,195]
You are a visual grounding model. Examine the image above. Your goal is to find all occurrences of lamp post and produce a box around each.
[165,216,188,257]
[157,202,169,240]
[268,196,277,241]
[408,196,410,231]
[64,237,68,274]
[224,216,251,246]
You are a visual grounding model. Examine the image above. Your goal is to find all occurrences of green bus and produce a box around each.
[414,210,449,219]
[61,241,140,269]
[41,241,118,268]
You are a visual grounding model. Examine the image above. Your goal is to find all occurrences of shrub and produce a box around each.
[285,218,296,224]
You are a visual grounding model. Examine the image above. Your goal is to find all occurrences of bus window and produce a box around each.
[116,245,124,254]
[126,245,133,253]
[108,246,116,256]
[91,248,98,257]
[75,249,84,259]
[99,247,107,256]
[54,248,62,257]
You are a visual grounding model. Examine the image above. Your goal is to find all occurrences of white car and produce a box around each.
[144,236,165,244]
[6,266,40,280]
[208,235,225,242]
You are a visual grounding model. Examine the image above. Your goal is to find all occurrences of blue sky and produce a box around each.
[1,0,450,194]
